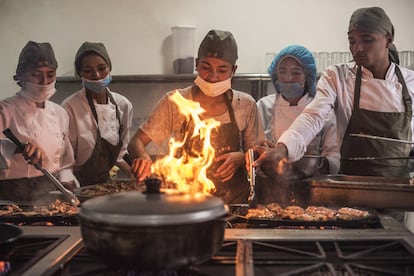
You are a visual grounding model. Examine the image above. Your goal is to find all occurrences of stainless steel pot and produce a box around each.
[79,178,228,269]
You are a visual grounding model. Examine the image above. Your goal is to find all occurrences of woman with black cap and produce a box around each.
[255,45,339,204]
[128,30,264,204]
[61,42,133,186]
[0,41,78,200]
[250,7,414,230]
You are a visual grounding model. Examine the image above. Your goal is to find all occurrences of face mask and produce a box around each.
[194,75,231,97]
[21,80,56,103]
[82,74,112,94]
[274,80,305,99]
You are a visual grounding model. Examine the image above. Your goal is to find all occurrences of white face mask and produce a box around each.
[194,75,231,97]
[21,81,57,103]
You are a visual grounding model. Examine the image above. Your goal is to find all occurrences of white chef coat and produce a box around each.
[61,89,133,168]
[257,93,340,174]
[0,91,76,183]
[279,62,414,162]
[277,62,414,233]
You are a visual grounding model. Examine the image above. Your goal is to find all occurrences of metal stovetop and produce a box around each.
[17,214,414,276]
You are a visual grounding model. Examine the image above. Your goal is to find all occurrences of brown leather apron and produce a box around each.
[340,66,412,177]
[74,91,123,186]
[183,89,249,204]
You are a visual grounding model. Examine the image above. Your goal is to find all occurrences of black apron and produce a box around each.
[74,91,123,186]
[183,89,249,204]
[340,66,412,177]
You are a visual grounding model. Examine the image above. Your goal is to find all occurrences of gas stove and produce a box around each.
[3,215,414,276]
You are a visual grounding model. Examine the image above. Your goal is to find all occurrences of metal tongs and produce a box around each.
[350,133,414,144]
[247,149,256,207]
[3,128,80,207]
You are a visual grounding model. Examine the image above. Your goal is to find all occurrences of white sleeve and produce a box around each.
[0,138,17,169]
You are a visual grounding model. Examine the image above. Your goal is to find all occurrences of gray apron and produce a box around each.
[74,91,123,186]
[183,88,249,204]
[340,66,412,177]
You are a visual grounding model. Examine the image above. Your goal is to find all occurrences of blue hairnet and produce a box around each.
[268,45,317,97]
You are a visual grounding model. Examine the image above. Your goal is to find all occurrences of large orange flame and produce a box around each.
[151,91,221,194]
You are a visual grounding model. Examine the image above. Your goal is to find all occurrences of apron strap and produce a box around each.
[353,66,362,110]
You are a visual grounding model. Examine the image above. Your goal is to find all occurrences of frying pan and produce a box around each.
[0,223,23,259]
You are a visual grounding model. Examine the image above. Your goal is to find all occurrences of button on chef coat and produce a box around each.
[0,92,76,183]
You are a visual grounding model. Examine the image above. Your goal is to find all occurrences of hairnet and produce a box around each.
[14,41,57,81]
[75,42,112,76]
[198,30,238,65]
[268,44,317,96]
[348,7,393,36]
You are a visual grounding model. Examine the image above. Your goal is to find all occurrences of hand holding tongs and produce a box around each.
[247,149,256,207]
[2,128,80,207]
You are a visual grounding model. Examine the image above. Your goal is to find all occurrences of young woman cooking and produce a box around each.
[255,45,340,204]
[0,41,78,200]
[61,42,133,186]
[128,30,265,204]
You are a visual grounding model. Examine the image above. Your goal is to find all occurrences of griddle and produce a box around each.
[0,203,78,225]
[229,205,382,229]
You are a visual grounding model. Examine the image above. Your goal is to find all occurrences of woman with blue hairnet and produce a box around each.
[255,45,340,204]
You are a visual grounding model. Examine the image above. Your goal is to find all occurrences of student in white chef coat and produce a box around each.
[61,42,133,186]
[255,45,339,204]
[251,7,414,231]
[0,41,78,201]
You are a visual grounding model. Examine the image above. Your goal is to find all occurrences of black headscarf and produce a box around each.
[198,30,238,65]
[75,42,112,76]
[14,41,57,82]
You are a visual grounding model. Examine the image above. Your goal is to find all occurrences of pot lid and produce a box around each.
[80,180,227,226]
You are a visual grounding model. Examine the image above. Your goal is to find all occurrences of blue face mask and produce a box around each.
[274,80,305,99]
[82,74,112,94]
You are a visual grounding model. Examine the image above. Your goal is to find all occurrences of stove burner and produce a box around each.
[1,235,68,275]
[56,241,238,276]
[252,240,414,275]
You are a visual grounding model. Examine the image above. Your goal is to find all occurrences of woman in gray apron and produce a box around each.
[128,30,264,204]
[62,42,133,186]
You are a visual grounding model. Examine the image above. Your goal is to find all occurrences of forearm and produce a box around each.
[127,129,151,159]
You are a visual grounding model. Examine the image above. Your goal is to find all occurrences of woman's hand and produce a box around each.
[130,155,152,182]
[214,152,244,182]
[23,142,43,169]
